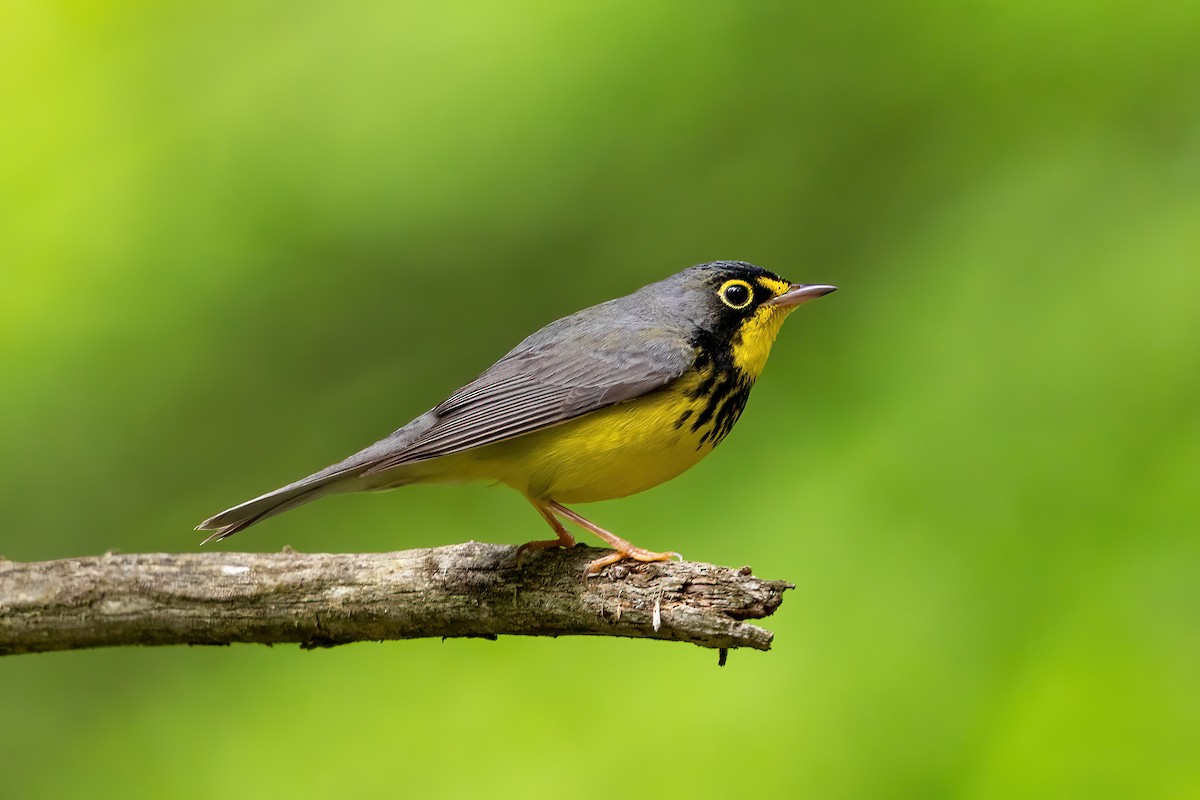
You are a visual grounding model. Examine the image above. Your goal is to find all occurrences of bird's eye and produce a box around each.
[718,279,753,310]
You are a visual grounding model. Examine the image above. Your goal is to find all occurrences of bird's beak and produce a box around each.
[769,283,838,308]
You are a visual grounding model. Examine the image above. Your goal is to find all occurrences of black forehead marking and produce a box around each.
[696,260,788,287]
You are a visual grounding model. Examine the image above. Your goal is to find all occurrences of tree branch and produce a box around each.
[0,542,792,657]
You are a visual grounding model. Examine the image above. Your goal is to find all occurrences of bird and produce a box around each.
[197,261,836,573]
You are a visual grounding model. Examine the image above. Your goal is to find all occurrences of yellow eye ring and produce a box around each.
[718,279,754,310]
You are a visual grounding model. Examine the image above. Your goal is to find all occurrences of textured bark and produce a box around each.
[0,543,792,657]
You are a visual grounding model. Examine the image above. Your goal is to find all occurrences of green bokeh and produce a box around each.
[2,2,1197,797]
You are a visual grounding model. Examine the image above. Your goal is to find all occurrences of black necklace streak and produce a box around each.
[675,329,754,450]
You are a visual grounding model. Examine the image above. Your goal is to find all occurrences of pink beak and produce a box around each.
[768,283,838,308]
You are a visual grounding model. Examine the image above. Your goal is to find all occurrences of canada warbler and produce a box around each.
[198,261,836,573]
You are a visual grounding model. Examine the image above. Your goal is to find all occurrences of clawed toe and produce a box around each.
[585,546,683,575]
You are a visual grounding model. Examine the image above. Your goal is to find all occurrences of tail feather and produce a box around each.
[196,464,365,543]
[197,412,437,543]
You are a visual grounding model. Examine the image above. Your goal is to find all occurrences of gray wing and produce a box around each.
[361,312,695,474]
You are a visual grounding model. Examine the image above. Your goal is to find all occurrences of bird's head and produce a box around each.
[665,261,836,379]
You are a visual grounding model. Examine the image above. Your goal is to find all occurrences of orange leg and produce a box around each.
[548,501,682,575]
[516,499,577,560]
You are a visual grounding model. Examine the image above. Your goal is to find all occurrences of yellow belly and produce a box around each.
[400,381,721,503]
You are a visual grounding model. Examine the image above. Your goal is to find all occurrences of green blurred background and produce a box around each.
[2,1,1197,797]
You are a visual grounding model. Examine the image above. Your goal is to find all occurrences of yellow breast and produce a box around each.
[473,377,720,503]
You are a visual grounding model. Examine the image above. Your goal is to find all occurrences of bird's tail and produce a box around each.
[197,413,436,543]
[195,463,367,544]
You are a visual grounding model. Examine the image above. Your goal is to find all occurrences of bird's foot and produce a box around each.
[535,499,684,575]
[517,500,578,565]
[585,546,683,575]
[516,534,576,560]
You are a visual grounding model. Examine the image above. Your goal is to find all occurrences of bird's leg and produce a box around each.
[516,499,577,560]
[548,501,683,575]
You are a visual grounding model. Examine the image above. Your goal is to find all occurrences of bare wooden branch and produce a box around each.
[0,542,792,657]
